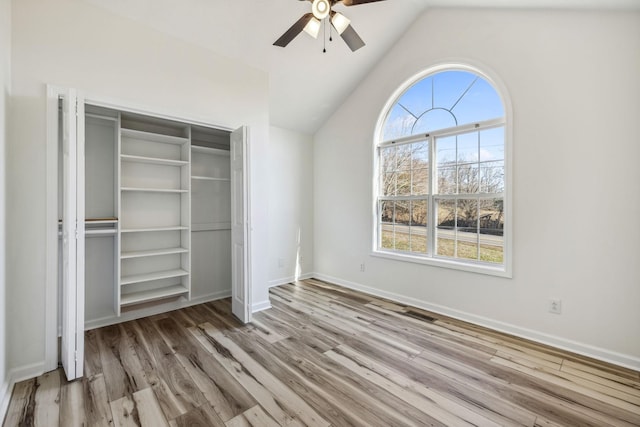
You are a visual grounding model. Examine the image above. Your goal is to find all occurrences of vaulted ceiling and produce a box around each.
[85,0,639,134]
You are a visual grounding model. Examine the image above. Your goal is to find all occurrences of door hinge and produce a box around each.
[74,350,78,363]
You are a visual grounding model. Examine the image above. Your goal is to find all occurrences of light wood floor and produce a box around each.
[4,278,640,426]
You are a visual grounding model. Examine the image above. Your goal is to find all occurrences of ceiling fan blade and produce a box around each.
[274,13,314,47]
[340,24,365,51]
[341,0,386,6]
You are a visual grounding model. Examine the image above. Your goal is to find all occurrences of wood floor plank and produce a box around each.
[34,369,60,427]
[132,387,170,427]
[490,355,640,414]
[3,379,37,427]
[225,405,280,427]
[84,328,103,378]
[172,403,226,427]
[59,379,86,427]
[125,318,206,420]
[325,348,495,426]
[83,374,114,427]
[224,328,385,427]
[97,324,148,401]
[414,346,640,426]
[110,395,140,427]
[192,322,330,427]
[274,337,447,427]
[153,316,256,422]
[5,278,639,427]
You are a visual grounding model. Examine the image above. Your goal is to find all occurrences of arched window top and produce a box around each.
[381,70,505,141]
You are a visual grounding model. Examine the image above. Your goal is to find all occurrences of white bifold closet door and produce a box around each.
[230,126,251,323]
[61,89,85,381]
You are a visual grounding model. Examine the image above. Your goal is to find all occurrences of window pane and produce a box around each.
[382,70,504,140]
[411,168,428,195]
[480,127,504,162]
[382,172,397,196]
[412,141,428,165]
[396,145,413,171]
[382,104,416,141]
[436,135,457,165]
[457,131,479,164]
[479,198,504,263]
[437,166,457,194]
[451,77,505,126]
[480,161,504,193]
[410,200,427,253]
[395,201,410,251]
[397,171,411,196]
[456,199,478,260]
[436,199,456,257]
[434,71,478,112]
[380,200,394,250]
[457,164,479,194]
[380,146,397,172]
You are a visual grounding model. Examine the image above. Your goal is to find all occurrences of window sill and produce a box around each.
[370,250,512,278]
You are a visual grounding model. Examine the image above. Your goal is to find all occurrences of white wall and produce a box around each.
[314,9,640,368]
[0,0,10,415]
[8,0,270,377]
[267,126,314,291]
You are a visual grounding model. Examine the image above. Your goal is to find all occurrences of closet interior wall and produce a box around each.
[58,103,232,331]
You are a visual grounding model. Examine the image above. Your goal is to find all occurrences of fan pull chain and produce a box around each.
[323,19,327,53]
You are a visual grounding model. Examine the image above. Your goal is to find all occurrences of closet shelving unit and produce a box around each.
[118,124,191,312]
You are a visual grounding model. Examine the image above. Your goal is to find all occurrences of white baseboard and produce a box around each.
[268,273,314,288]
[313,273,640,372]
[252,300,272,313]
[0,359,48,422]
[84,290,232,331]
[0,379,13,425]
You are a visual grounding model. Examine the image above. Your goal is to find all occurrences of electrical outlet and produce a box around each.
[360,263,365,272]
[549,298,562,314]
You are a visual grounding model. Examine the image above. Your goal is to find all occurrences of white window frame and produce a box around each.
[372,64,512,278]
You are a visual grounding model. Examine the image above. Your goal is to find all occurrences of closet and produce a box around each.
[56,90,248,380]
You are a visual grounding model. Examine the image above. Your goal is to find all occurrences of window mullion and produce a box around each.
[428,135,436,257]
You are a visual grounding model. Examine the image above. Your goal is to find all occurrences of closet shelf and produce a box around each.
[86,229,117,236]
[120,284,188,307]
[121,128,189,145]
[121,187,188,193]
[191,145,230,156]
[121,247,188,259]
[121,269,189,286]
[121,154,188,167]
[191,176,231,182]
[85,218,118,224]
[121,226,189,233]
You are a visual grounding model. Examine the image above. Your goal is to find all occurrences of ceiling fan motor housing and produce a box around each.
[312,0,331,19]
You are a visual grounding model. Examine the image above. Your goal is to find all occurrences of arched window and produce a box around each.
[375,66,509,275]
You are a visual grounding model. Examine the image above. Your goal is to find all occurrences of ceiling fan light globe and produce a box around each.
[312,0,331,20]
[303,17,321,38]
[331,12,350,34]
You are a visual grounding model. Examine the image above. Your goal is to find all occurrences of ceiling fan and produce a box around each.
[274,0,386,52]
